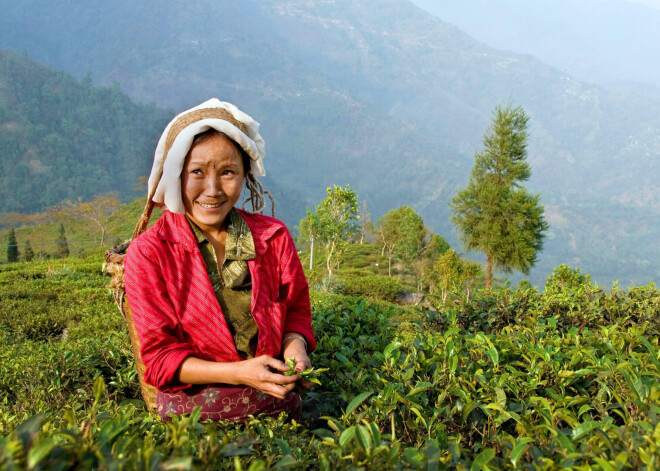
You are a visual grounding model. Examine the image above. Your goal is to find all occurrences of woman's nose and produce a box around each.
[204,176,224,195]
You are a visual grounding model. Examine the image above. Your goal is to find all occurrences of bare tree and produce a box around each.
[62,193,122,246]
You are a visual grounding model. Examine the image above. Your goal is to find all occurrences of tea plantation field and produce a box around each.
[0,253,659,469]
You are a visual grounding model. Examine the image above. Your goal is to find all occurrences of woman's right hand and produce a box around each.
[235,355,300,399]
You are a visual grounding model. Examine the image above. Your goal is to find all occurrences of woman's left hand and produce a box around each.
[281,337,316,390]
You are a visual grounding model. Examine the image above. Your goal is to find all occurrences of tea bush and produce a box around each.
[1,256,659,469]
[337,274,404,302]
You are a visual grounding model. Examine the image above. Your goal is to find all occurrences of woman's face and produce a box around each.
[181,133,245,233]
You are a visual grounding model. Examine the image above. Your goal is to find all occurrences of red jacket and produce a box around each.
[124,209,315,392]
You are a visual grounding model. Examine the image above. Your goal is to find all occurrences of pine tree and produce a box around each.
[7,228,19,263]
[55,224,70,258]
[450,103,548,288]
[24,240,35,262]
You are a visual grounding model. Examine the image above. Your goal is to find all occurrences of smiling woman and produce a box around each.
[123,99,316,422]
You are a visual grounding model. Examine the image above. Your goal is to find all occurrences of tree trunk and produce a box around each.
[326,240,335,282]
[486,253,492,289]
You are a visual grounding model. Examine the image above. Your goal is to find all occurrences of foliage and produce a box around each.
[377,206,427,276]
[54,224,69,259]
[299,185,360,282]
[450,103,549,288]
[432,249,465,305]
[0,49,170,214]
[545,264,593,295]
[6,228,18,263]
[338,274,404,303]
[23,241,34,262]
[1,255,660,469]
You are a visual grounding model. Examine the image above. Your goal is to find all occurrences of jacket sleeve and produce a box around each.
[124,238,196,392]
[278,228,316,352]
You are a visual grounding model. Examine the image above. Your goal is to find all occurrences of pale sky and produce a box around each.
[629,0,660,8]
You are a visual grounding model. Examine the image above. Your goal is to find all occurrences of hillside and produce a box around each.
[0,0,658,285]
[0,48,171,213]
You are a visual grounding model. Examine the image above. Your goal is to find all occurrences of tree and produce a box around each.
[432,249,465,305]
[24,240,35,262]
[55,224,69,258]
[377,206,426,276]
[299,184,359,281]
[63,193,122,246]
[450,103,548,288]
[358,200,373,244]
[7,228,19,262]
[418,234,451,291]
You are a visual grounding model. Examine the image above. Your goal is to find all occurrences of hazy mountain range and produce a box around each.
[0,0,658,287]
[410,0,660,89]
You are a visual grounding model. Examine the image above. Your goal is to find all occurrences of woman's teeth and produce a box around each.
[198,202,221,208]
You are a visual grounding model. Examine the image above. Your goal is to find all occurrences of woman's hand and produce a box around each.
[282,337,316,391]
[175,355,299,400]
[235,355,300,399]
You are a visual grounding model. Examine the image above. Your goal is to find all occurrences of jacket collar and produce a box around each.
[156,209,281,256]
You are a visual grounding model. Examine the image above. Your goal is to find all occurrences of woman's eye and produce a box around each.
[191,169,203,175]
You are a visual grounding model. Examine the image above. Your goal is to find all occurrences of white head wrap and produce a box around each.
[147,98,266,214]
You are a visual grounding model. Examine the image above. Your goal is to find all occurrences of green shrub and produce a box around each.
[337,274,403,302]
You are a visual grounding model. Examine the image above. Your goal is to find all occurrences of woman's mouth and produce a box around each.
[197,202,223,209]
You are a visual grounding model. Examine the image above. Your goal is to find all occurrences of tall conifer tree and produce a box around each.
[7,228,19,263]
[450,103,548,288]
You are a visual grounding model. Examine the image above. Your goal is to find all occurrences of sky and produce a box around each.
[629,0,660,8]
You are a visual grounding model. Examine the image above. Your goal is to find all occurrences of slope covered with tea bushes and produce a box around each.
[0,255,659,469]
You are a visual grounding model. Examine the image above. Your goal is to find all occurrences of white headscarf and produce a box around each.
[147,98,266,214]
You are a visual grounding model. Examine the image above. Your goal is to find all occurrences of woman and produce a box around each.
[124,99,315,422]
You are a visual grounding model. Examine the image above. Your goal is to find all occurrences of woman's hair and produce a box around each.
[189,129,275,215]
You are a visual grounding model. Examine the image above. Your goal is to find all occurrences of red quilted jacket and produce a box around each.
[124,209,315,392]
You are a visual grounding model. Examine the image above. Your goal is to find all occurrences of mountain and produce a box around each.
[409,0,660,88]
[0,0,658,286]
[0,48,171,212]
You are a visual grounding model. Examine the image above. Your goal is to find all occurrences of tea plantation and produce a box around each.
[0,253,659,469]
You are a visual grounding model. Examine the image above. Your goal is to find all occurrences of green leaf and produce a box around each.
[15,414,44,449]
[367,422,381,446]
[27,438,55,468]
[384,341,402,359]
[339,426,356,447]
[470,448,495,471]
[486,346,499,365]
[355,425,372,450]
[593,458,617,471]
[93,375,105,404]
[276,439,291,455]
[571,421,603,440]
[345,391,374,415]
[509,438,533,467]
[409,382,432,396]
[426,438,441,471]
[335,353,350,364]
[273,455,297,469]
